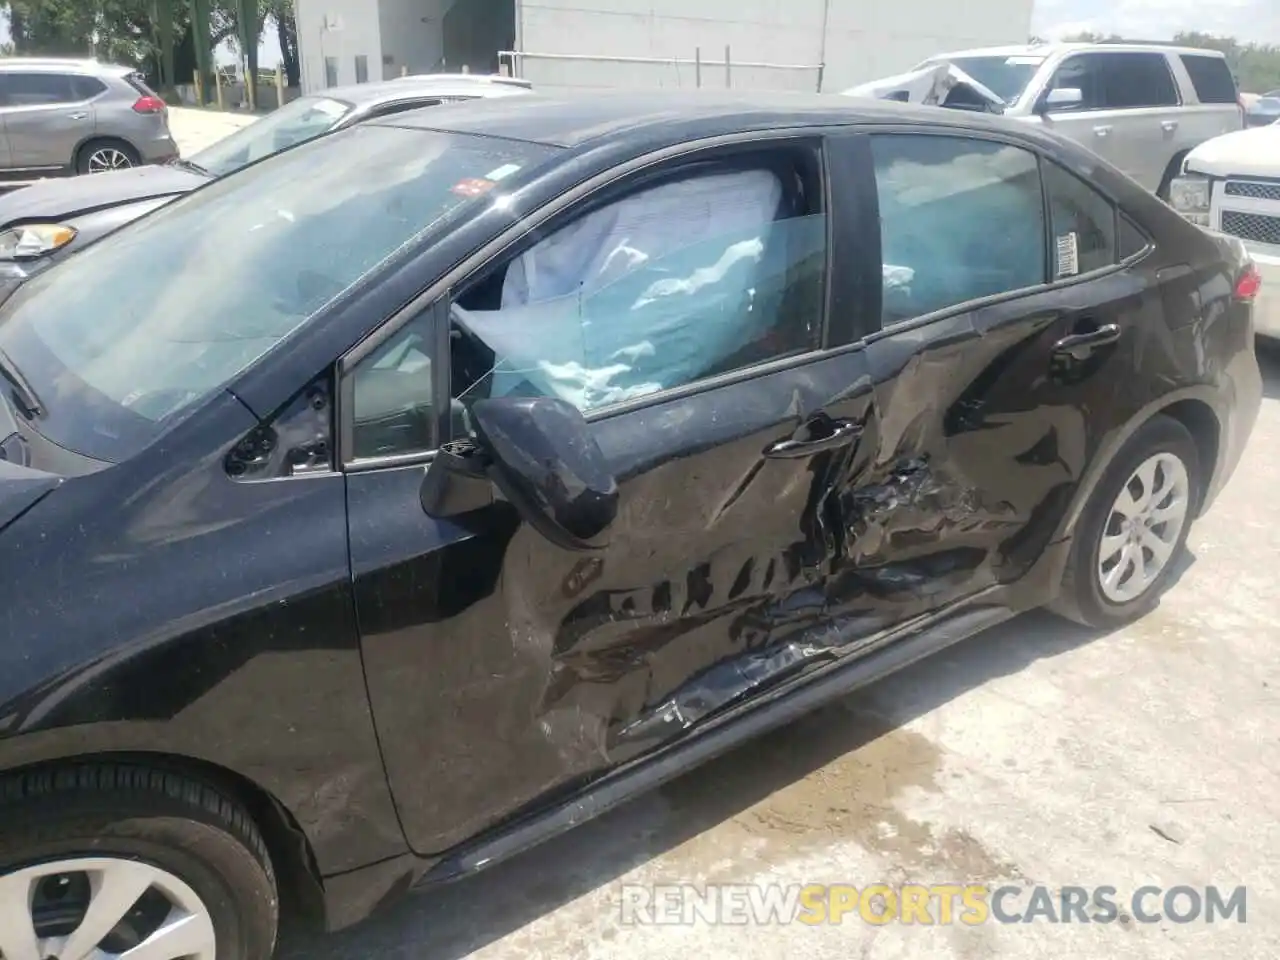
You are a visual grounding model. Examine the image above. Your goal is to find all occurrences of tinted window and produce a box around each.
[441,157,826,421]
[870,135,1045,325]
[1119,215,1149,259]
[351,310,436,459]
[1043,162,1117,277]
[1100,52,1179,108]
[1046,54,1106,111]
[1180,54,1238,104]
[0,72,79,105]
[0,126,559,463]
[71,76,106,100]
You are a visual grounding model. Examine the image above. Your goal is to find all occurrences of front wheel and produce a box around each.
[0,764,278,960]
[1050,415,1201,628]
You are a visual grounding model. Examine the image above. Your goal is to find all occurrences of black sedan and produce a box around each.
[0,92,1263,959]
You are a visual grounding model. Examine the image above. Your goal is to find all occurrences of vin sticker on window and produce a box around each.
[1056,231,1080,278]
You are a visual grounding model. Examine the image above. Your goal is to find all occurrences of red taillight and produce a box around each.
[1235,262,1262,301]
[132,95,166,114]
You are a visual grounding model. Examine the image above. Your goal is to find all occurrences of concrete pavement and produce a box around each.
[168,106,257,157]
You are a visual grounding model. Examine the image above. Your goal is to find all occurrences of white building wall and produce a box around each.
[294,0,385,92]
[296,0,1033,95]
[514,0,1034,93]
[378,0,455,79]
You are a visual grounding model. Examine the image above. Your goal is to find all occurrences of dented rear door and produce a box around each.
[820,128,1129,632]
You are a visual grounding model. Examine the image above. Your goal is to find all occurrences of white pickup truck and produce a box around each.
[1169,122,1280,338]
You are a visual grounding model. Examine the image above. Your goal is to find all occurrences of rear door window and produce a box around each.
[1179,54,1238,104]
[870,134,1046,325]
[0,72,80,106]
[1098,53,1180,108]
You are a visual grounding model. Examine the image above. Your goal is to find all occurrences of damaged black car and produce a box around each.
[0,91,1263,959]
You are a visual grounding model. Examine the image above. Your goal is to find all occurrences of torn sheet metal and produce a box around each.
[841,62,1006,114]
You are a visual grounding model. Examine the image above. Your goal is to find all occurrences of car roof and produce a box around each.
[930,42,1228,60]
[318,73,533,107]
[0,57,135,77]
[369,89,1041,149]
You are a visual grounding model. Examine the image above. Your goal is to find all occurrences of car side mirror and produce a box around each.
[420,395,619,550]
[1038,87,1083,114]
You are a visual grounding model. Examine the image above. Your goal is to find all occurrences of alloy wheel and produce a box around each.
[0,857,215,960]
[86,148,134,173]
[1096,451,1190,604]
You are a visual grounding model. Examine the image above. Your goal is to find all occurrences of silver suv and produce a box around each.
[910,43,1245,197]
[0,57,178,182]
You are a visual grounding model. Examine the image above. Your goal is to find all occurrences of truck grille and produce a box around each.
[1221,210,1280,246]
[1224,179,1280,202]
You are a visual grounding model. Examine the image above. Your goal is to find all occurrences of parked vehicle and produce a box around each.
[1245,94,1280,127]
[1168,121,1280,337]
[0,57,178,182]
[0,91,1262,959]
[0,72,534,285]
[846,43,1245,197]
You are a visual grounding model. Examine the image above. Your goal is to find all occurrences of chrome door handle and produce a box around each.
[764,418,862,459]
[67,112,88,120]
[1093,125,1112,137]
[1052,323,1122,362]
[1161,119,1178,132]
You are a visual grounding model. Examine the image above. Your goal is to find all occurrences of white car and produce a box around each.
[844,43,1245,197]
[1168,120,1280,338]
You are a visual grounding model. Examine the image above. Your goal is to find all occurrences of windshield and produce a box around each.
[932,55,1047,105]
[0,125,559,462]
[190,95,353,176]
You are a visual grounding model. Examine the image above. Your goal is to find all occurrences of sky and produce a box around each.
[0,0,1277,72]
[1031,0,1280,45]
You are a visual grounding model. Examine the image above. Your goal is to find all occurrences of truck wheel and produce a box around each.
[0,763,278,960]
[1050,415,1200,629]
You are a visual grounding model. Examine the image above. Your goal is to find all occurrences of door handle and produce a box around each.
[1051,323,1122,362]
[764,418,862,459]
[67,112,88,120]
[1161,119,1178,133]
[1093,124,1112,137]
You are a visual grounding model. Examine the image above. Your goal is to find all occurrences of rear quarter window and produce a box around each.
[71,76,107,100]
[1179,55,1238,104]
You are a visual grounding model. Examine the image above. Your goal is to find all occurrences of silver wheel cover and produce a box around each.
[0,856,216,960]
[87,148,133,173]
[1096,450,1190,604]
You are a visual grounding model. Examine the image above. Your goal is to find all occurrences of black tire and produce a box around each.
[1049,415,1201,629]
[75,138,141,175]
[0,763,278,960]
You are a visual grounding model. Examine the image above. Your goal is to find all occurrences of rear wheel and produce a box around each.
[0,764,278,960]
[76,139,140,175]
[1050,415,1200,628]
